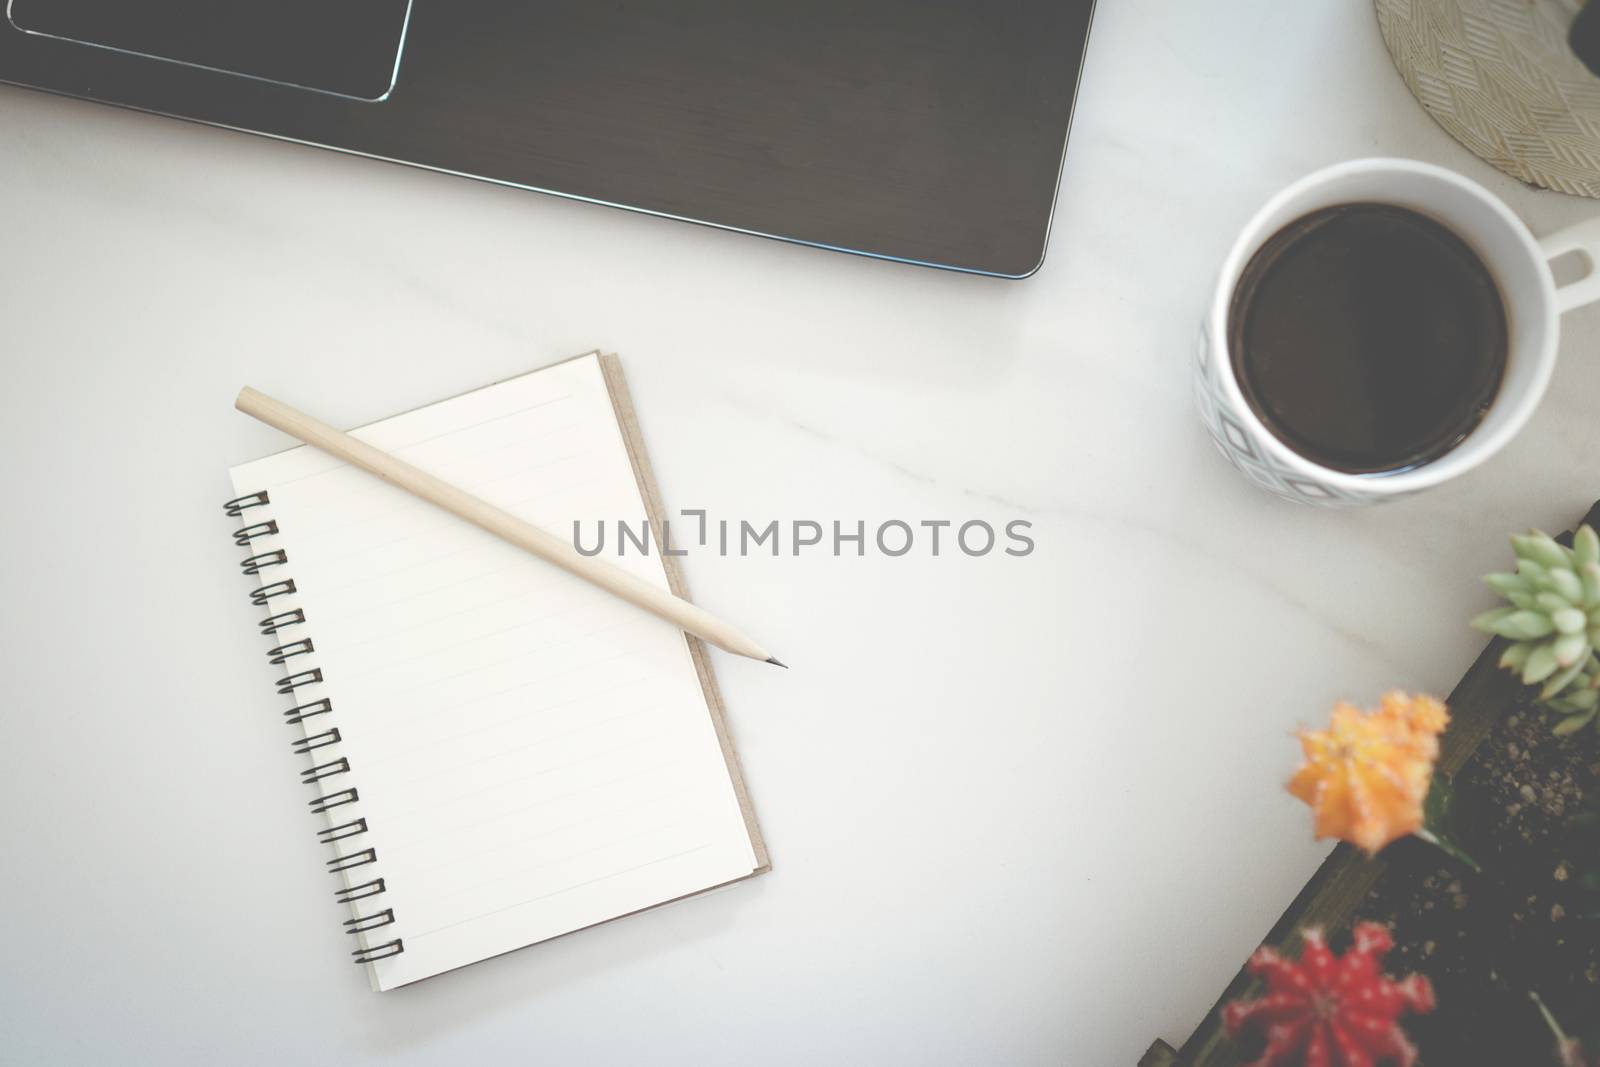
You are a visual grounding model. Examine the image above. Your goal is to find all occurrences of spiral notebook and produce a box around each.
[224,353,768,991]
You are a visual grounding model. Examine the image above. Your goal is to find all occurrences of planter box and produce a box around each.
[1145,499,1600,1066]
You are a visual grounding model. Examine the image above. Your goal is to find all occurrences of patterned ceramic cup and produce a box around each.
[1195,158,1600,506]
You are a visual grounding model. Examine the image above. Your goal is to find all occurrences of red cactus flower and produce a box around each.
[1223,923,1435,1067]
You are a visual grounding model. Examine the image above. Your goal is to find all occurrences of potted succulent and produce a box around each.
[1146,505,1600,1066]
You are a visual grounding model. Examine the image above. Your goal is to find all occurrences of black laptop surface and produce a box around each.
[0,1,1096,276]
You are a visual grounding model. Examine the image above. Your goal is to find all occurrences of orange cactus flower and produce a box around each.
[1288,692,1449,855]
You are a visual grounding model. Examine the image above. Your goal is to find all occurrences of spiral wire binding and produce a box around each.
[269,639,315,664]
[284,698,332,725]
[260,609,305,636]
[302,758,351,784]
[223,490,403,966]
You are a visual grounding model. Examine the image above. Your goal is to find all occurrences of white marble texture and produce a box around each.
[1,2,1597,1064]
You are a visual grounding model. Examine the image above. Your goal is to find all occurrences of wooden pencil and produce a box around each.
[235,386,783,667]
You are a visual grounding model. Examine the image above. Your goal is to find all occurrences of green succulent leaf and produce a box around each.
[1537,591,1576,614]
[1555,632,1590,667]
[1492,611,1556,640]
[1519,558,1553,590]
[1472,606,1516,632]
[1484,571,1529,596]
[1565,688,1600,711]
[1543,657,1591,698]
[1515,531,1574,571]
[1554,608,1589,635]
[1575,524,1600,567]
[1548,663,1600,711]
[1554,709,1597,735]
[1549,567,1586,604]
[1524,641,1561,684]
[1500,642,1533,671]
[1583,561,1600,604]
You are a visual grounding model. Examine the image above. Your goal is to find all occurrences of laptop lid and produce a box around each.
[0,2,1096,276]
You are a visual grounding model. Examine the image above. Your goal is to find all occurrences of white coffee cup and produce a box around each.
[1195,157,1600,506]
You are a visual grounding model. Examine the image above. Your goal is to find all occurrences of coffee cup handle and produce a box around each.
[1539,218,1600,313]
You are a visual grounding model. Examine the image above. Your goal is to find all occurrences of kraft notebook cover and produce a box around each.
[223,352,768,990]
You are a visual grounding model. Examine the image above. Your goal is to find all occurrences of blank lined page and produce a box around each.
[228,354,762,990]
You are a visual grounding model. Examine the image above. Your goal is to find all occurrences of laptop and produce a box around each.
[0,1,1097,277]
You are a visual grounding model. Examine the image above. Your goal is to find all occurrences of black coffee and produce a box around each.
[1228,203,1507,474]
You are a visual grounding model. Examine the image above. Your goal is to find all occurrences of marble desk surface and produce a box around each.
[2,2,1597,1064]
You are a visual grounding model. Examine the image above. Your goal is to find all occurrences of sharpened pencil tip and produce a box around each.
[766,657,788,669]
